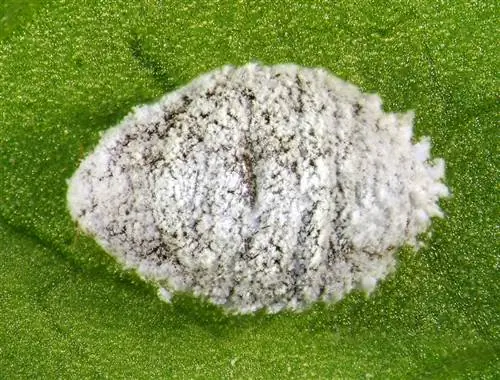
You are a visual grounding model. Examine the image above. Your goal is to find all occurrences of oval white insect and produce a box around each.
[67,63,448,314]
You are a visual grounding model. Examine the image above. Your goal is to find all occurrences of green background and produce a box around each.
[0,1,498,378]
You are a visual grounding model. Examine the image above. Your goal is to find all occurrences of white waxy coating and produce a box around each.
[67,63,448,314]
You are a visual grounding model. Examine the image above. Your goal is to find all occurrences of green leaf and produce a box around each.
[1,1,497,378]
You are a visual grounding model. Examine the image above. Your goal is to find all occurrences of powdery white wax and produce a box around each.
[67,63,448,314]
